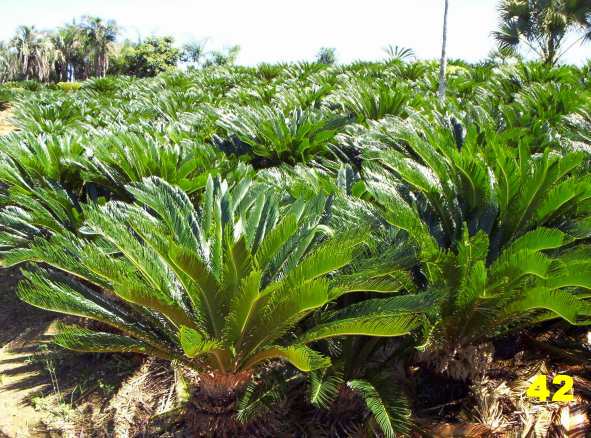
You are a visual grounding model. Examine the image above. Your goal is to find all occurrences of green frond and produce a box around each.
[243,345,331,371]
[325,293,437,322]
[236,370,297,424]
[17,269,175,352]
[251,279,330,350]
[168,243,224,336]
[254,214,298,269]
[298,313,422,344]
[179,326,222,358]
[508,287,591,325]
[18,269,134,334]
[309,369,344,409]
[54,325,174,360]
[329,271,414,300]
[348,379,411,438]
[223,270,262,343]
[503,227,572,254]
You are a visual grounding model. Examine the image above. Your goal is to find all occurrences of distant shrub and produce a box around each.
[4,80,43,91]
[0,85,24,105]
[81,76,127,94]
[447,65,469,76]
[55,82,82,92]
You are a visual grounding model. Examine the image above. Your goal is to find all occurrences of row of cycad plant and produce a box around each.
[0,61,590,435]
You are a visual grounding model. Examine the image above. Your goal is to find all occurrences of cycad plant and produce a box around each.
[78,129,228,198]
[252,166,421,437]
[216,106,348,166]
[0,133,87,250]
[8,176,430,433]
[335,81,411,124]
[12,94,85,135]
[361,115,591,378]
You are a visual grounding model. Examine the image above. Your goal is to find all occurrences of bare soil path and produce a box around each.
[0,269,56,437]
[0,107,49,436]
[0,106,15,136]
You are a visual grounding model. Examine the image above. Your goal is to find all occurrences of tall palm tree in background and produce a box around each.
[52,23,83,82]
[438,0,449,102]
[81,16,118,77]
[0,42,16,82]
[32,36,56,82]
[181,40,207,67]
[10,26,36,80]
[10,26,56,81]
[494,0,591,66]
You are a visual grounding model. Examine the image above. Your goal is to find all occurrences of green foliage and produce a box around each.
[54,82,81,92]
[1,57,591,433]
[383,45,415,62]
[112,36,181,78]
[336,81,411,123]
[316,47,337,65]
[494,0,591,65]
[362,115,591,359]
[10,176,427,375]
[217,106,348,165]
[348,379,411,438]
[203,45,241,67]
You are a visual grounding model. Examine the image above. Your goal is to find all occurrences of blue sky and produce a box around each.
[0,0,588,65]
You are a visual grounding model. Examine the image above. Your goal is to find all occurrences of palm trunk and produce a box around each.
[547,37,557,66]
[184,370,252,436]
[183,370,288,437]
[438,0,449,103]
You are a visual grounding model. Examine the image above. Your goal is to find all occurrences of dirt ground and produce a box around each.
[0,107,49,437]
[0,107,62,437]
[0,265,161,437]
[0,268,56,437]
[0,107,15,136]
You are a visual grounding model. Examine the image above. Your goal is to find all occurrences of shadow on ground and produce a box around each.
[0,266,140,436]
[0,267,55,345]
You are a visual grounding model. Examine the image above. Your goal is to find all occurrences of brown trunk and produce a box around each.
[313,386,367,435]
[184,370,252,437]
[183,370,291,437]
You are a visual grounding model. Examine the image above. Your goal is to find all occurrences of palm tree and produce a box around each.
[33,34,57,82]
[383,44,415,62]
[10,176,430,434]
[438,0,449,102]
[10,25,36,80]
[9,26,56,81]
[181,40,207,67]
[494,0,591,66]
[81,16,118,77]
[0,42,16,82]
[316,47,337,65]
[52,23,83,81]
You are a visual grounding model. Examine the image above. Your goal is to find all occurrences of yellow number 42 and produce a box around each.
[526,374,574,402]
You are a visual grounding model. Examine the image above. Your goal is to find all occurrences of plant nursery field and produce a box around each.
[0,60,591,436]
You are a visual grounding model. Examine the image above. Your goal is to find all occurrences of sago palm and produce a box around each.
[360,115,591,378]
[77,129,229,198]
[216,106,347,166]
[8,176,430,433]
[334,81,411,124]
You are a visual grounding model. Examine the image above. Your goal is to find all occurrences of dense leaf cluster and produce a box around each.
[1,59,590,435]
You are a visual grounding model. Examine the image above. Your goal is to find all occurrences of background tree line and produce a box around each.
[1,1,590,84]
[0,16,240,83]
